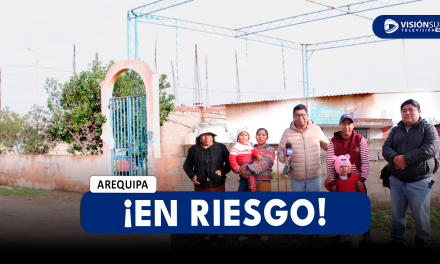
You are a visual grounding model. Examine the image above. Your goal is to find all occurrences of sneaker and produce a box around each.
[200,238,209,247]
[384,239,405,249]
[238,235,249,241]
[216,236,228,244]
[260,236,269,242]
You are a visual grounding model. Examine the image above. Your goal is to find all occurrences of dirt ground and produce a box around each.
[0,190,170,252]
[2,189,440,253]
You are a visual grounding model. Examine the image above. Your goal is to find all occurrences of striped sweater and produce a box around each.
[243,144,275,181]
[327,132,369,186]
[229,141,260,169]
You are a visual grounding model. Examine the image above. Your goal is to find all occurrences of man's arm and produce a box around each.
[277,132,287,163]
[326,140,337,188]
[404,125,440,166]
[319,128,329,151]
[358,137,370,183]
[382,126,398,164]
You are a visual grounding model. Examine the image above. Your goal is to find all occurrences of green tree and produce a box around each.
[158,74,175,126]
[21,105,57,155]
[45,61,107,155]
[45,60,175,155]
[0,107,28,154]
[0,105,55,154]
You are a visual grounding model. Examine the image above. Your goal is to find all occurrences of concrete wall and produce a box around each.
[369,128,383,139]
[0,155,108,193]
[323,127,384,139]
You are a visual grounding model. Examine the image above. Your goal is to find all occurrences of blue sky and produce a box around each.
[1,0,439,114]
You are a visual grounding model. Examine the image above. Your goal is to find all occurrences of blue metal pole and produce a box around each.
[127,11,131,60]
[135,16,139,60]
[305,45,309,98]
[136,96,140,175]
[301,45,306,98]
[128,97,133,176]
[110,99,114,175]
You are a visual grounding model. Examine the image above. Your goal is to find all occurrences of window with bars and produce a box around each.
[354,128,368,138]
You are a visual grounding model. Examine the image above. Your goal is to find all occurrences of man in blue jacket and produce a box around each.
[382,99,439,249]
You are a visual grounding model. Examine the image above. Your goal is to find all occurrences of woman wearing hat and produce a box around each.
[183,125,231,246]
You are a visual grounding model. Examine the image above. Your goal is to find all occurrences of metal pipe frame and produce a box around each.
[131,0,194,16]
[130,13,303,51]
[235,0,423,36]
[126,0,422,98]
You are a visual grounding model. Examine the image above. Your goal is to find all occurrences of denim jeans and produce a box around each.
[290,177,321,192]
[390,175,432,247]
[237,162,252,192]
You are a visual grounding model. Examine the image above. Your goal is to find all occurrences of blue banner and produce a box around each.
[309,103,345,125]
[81,191,371,234]
[373,15,440,39]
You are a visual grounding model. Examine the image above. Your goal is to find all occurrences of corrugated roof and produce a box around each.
[217,92,372,106]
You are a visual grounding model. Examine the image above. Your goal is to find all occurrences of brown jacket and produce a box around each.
[277,120,329,181]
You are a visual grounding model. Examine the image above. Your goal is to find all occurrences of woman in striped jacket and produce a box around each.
[237,128,275,242]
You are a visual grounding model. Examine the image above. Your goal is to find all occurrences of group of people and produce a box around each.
[183,99,439,250]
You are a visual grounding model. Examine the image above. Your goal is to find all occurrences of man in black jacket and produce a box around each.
[382,99,439,249]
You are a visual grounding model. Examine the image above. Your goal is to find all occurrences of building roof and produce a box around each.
[218,92,373,106]
[218,90,440,106]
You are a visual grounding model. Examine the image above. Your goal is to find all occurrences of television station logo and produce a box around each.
[384,19,399,34]
[373,15,440,39]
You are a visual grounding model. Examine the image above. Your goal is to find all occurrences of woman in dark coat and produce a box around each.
[183,125,231,246]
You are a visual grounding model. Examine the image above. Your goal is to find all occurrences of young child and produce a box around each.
[325,154,366,249]
[229,127,262,192]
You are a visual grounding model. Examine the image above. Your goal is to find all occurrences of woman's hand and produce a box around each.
[192,175,200,185]
[257,153,263,161]
[215,170,222,177]
[232,167,240,174]
[240,170,249,179]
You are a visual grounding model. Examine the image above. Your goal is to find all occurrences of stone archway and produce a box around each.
[100,60,161,176]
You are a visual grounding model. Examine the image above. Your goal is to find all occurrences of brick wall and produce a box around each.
[160,105,226,158]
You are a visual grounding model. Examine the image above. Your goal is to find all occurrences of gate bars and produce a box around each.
[110,94,148,176]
